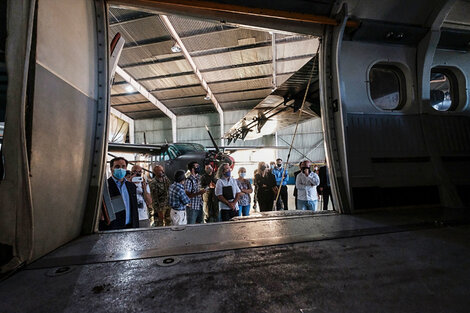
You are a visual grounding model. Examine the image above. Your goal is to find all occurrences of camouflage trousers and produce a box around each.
[149,206,172,227]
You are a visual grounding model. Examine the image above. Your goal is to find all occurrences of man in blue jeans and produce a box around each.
[295,161,320,211]
[184,161,206,224]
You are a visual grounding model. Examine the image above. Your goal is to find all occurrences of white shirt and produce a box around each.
[135,182,151,220]
[215,176,241,211]
[295,172,320,201]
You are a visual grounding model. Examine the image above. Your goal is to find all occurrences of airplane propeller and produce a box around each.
[205,125,220,153]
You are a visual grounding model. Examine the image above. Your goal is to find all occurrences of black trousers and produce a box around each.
[221,209,238,221]
[275,185,288,210]
[258,188,274,212]
[322,186,333,210]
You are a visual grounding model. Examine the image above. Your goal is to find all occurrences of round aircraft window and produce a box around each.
[369,64,405,110]
[430,70,456,111]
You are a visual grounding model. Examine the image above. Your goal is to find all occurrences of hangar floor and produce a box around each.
[0,207,469,312]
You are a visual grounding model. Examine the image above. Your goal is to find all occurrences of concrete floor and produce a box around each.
[0,207,469,312]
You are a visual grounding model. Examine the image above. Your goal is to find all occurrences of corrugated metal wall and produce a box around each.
[135,110,325,164]
[277,118,325,163]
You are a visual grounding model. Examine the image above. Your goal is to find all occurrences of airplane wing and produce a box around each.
[108,142,167,155]
[218,145,290,153]
[224,56,320,143]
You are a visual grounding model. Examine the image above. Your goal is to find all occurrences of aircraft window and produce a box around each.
[369,64,404,110]
[430,70,455,111]
[174,143,205,153]
[162,151,170,161]
[168,147,177,159]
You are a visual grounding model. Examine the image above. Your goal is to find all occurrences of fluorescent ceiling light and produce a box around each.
[171,42,181,53]
[125,85,135,93]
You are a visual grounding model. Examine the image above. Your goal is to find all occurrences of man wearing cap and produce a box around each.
[149,165,172,226]
[168,170,191,225]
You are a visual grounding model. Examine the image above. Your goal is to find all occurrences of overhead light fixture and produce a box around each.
[204,93,211,101]
[125,85,135,93]
[171,42,181,53]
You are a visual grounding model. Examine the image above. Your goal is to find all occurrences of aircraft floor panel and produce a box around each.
[0,219,469,312]
[22,207,470,270]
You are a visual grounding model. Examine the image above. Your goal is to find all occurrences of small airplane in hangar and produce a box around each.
[108,127,234,180]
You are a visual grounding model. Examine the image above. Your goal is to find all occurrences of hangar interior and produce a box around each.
[106,4,329,219]
[1,1,470,312]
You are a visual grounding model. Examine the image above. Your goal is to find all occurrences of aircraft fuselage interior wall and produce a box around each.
[338,35,470,210]
[1,0,108,265]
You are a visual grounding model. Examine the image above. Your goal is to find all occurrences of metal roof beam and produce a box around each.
[200,54,315,73]
[190,35,312,58]
[272,32,277,90]
[120,55,186,69]
[116,66,177,142]
[160,14,224,146]
[109,12,156,26]
[121,36,313,68]
[121,54,313,81]
[150,86,271,98]
[123,35,171,49]
[122,25,236,50]
[113,72,296,88]
[111,100,150,106]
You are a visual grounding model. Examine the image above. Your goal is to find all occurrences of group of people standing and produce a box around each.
[99,156,333,231]
[99,157,254,230]
[167,162,254,225]
[254,158,333,213]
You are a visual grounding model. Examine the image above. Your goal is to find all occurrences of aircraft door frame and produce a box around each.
[318,4,352,213]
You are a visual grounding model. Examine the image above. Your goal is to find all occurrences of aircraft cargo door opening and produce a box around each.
[101,3,334,233]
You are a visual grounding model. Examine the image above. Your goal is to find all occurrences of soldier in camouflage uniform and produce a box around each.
[149,165,172,226]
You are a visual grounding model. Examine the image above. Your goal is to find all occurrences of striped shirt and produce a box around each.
[169,182,190,211]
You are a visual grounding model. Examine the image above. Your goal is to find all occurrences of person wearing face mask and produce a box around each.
[149,165,172,226]
[272,158,289,210]
[236,167,253,216]
[215,163,242,221]
[99,157,139,230]
[295,160,320,211]
[184,161,206,224]
[269,161,276,173]
[254,161,277,212]
[201,164,219,223]
[130,165,152,228]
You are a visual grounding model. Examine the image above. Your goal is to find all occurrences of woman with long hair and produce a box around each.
[254,162,276,212]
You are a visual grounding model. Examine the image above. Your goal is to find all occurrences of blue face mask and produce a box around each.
[240,172,246,178]
[224,171,231,177]
[113,168,127,180]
